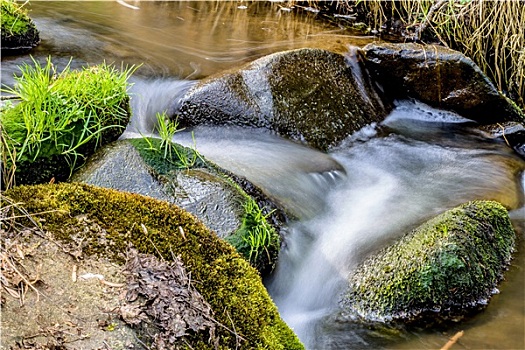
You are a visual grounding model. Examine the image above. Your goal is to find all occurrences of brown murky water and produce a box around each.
[1,2,523,349]
[1,0,375,84]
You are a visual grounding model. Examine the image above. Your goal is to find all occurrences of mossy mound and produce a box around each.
[341,201,516,325]
[1,59,135,187]
[3,182,303,349]
[0,0,40,54]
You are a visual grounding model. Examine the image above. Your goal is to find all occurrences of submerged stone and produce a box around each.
[174,48,388,151]
[341,201,516,325]
[3,183,304,349]
[361,43,525,124]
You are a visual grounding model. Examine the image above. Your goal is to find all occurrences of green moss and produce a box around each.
[128,137,206,173]
[1,58,136,186]
[3,183,303,349]
[344,201,515,324]
[1,0,32,36]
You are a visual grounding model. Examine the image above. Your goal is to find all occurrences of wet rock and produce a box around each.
[72,139,245,238]
[481,122,525,158]
[1,0,40,54]
[341,201,515,325]
[361,43,525,124]
[72,138,284,274]
[174,48,388,151]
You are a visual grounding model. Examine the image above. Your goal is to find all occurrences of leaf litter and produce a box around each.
[1,195,221,349]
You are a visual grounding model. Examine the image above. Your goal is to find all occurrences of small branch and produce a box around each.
[0,95,19,101]
[414,0,448,41]
[440,330,464,350]
[2,255,42,302]
[497,123,511,147]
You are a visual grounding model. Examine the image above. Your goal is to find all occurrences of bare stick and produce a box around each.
[415,0,448,41]
[440,330,465,350]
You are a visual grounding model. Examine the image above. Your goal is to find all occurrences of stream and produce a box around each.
[2,2,524,349]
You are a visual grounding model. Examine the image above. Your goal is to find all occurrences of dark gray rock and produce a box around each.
[72,140,245,238]
[361,43,525,124]
[174,48,388,151]
[481,122,525,158]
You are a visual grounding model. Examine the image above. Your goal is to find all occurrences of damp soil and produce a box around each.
[1,215,216,349]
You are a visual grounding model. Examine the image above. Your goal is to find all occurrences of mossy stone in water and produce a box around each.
[3,183,303,349]
[2,61,133,186]
[0,0,40,54]
[341,200,515,325]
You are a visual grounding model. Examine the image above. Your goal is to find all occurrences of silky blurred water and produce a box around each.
[1,0,373,86]
[267,101,524,349]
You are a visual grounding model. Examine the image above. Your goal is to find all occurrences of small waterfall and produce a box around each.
[172,126,347,219]
[122,77,195,138]
[122,78,524,349]
[344,46,386,112]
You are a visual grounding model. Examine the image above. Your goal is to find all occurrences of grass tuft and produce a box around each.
[225,196,280,271]
[1,57,137,188]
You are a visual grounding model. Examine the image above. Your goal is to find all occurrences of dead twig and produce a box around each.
[72,265,78,282]
[224,308,243,350]
[414,0,448,41]
[440,330,465,350]
[1,254,42,302]
[497,123,511,147]
[99,279,126,288]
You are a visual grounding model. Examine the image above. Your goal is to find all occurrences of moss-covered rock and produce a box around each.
[360,43,525,124]
[1,59,135,187]
[72,138,283,274]
[174,48,388,151]
[341,201,516,325]
[3,182,303,349]
[0,0,40,54]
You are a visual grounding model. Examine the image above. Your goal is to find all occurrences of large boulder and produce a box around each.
[2,183,304,349]
[174,48,388,151]
[341,201,515,325]
[360,43,525,124]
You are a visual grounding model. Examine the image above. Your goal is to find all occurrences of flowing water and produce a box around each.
[2,2,524,349]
